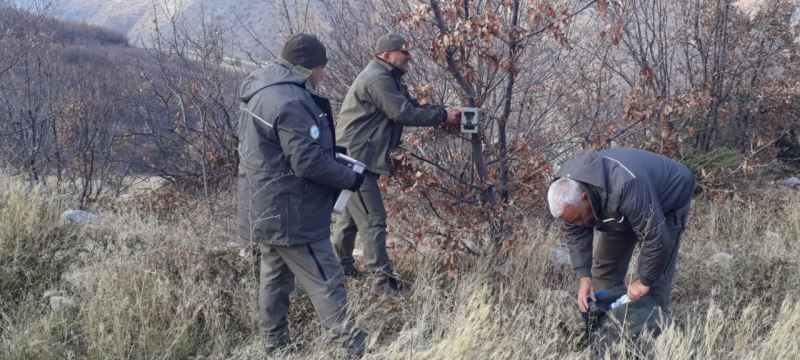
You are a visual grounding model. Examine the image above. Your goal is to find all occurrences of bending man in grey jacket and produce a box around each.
[237,34,366,355]
[332,33,461,295]
[547,148,695,338]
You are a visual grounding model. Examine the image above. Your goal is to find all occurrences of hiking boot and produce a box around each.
[341,329,367,359]
[264,341,289,357]
[342,262,362,278]
[371,274,409,297]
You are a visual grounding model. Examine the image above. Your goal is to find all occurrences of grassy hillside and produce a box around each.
[1,172,798,359]
[0,5,241,207]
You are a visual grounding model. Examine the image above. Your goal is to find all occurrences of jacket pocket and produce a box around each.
[302,181,334,221]
[246,176,290,242]
[285,178,306,242]
[291,181,332,242]
[596,217,633,233]
[348,131,375,165]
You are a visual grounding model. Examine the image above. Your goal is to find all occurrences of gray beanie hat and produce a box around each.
[281,33,328,69]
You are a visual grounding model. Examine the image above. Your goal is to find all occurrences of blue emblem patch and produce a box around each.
[310,125,320,140]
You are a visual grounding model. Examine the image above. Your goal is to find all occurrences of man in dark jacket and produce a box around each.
[547,148,695,338]
[237,33,366,355]
[332,33,461,295]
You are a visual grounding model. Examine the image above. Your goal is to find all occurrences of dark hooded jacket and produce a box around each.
[555,148,696,286]
[237,58,356,245]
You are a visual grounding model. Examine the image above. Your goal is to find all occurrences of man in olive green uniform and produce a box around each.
[332,33,461,295]
[237,34,366,355]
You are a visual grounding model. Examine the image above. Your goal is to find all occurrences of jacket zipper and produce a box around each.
[387,123,394,166]
[362,127,379,152]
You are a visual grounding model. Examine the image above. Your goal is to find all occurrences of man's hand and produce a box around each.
[444,107,461,127]
[627,280,650,302]
[348,172,365,192]
[577,277,595,313]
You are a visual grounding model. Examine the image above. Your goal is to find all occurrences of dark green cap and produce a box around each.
[281,33,328,69]
[375,33,411,54]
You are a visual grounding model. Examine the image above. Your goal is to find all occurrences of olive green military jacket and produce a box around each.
[336,59,446,175]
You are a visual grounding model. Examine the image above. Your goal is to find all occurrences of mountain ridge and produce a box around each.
[12,0,289,52]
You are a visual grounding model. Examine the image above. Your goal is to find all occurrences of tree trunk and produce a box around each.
[429,0,495,204]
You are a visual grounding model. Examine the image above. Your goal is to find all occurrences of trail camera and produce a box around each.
[461,107,479,134]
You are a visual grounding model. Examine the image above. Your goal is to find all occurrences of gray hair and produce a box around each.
[547,178,583,218]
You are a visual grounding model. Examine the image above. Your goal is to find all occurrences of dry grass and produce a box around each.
[1,171,799,359]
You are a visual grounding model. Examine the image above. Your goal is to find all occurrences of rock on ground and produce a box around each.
[552,245,571,265]
[49,295,77,312]
[60,209,101,226]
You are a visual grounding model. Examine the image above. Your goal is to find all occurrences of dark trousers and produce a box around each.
[258,241,366,351]
[594,202,693,347]
[592,202,692,311]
